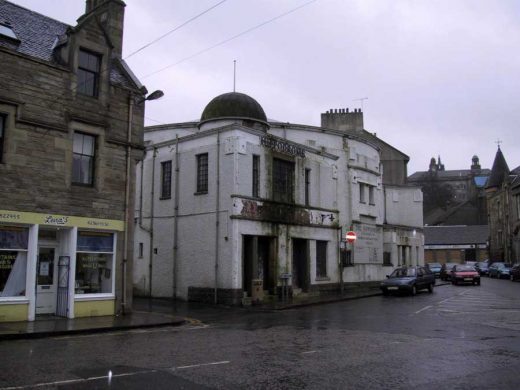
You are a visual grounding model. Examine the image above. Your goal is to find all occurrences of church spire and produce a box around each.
[486,146,510,189]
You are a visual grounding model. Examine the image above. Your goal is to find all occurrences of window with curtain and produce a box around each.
[72,132,95,186]
[0,227,29,298]
[77,49,101,97]
[0,114,5,163]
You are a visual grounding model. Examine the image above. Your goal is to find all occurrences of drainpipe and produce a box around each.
[214,130,221,304]
[173,135,179,300]
[148,147,157,297]
[338,227,343,294]
[122,94,134,315]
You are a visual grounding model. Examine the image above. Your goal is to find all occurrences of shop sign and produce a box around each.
[0,209,124,231]
[261,136,305,158]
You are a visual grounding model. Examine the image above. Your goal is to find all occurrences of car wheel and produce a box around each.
[511,275,514,281]
[382,289,389,296]
[411,285,417,296]
[428,283,434,293]
[476,280,481,286]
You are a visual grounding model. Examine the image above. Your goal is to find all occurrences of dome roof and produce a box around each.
[200,92,268,125]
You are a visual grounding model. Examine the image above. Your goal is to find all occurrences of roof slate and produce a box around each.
[0,0,139,90]
[0,0,68,62]
[424,225,489,245]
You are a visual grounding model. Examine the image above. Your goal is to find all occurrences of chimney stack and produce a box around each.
[321,107,364,133]
[82,0,126,57]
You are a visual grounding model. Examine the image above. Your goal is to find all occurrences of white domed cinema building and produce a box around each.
[134,92,424,305]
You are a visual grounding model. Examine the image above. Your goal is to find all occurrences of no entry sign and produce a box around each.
[345,231,357,243]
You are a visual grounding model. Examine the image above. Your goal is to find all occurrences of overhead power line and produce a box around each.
[124,0,228,60]
[142,0,318,80]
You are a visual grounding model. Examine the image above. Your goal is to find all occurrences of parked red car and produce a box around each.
[451,264,480,286]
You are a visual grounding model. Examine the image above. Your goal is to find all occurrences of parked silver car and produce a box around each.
[488,262,511,279]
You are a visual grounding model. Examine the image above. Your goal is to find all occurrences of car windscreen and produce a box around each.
[454,265,475,272]
[390,268,416,277]
[428,263,441,267]
[477,262,488,267]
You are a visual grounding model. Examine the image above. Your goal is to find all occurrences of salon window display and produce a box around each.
[75,232,114,294]
[0,227,28,297]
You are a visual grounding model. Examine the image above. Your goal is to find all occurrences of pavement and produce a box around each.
[0,280,449,341]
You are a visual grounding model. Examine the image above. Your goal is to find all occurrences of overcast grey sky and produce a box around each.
[11,0,520,174]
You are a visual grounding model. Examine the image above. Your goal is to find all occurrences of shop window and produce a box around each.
[316,240,327,278]
[252,155,260,197]
[196,153,208,193]
[0,227,29,298]
[0,114,5,163]
[77,49,101,97]
[72,132,95,186]
[75,232,114,295]
[272,158,294,203]
[161,160,172,199]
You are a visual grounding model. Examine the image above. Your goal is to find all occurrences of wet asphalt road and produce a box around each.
[1,277,520,390]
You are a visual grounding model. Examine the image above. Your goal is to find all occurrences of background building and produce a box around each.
[423,225,489,264]
[485,147,520,263]
[134,93,424,305]
[0,0,146,322]
[408,156,490,226]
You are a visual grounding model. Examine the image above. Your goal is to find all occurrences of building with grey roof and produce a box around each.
[134,93,424,305]
[486,147,520,263]
[0,0,149,323]
[408,155,490,225]
[424,225,489,264]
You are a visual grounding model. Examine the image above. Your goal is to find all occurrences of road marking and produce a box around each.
[414,305,432,314]
[0,370,157,390]
[301,350,318,355]
[56,324,209,339]
[174,361,230,370]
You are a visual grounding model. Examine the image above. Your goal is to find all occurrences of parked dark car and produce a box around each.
[440,262,458,281]
[426,262,442,278]
[488,262,512,279]
[475,261,489,276]
[380,266,435,296]
[510,264,520,281]
[451,264,480,286]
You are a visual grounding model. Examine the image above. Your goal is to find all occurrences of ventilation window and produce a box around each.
[0,22,19,42]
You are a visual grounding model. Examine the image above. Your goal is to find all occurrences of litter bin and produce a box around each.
[251,279,264,304]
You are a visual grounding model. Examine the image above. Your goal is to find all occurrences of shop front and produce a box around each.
[0,210,123,323]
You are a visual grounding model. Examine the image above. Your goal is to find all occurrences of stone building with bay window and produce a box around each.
[0,0,147,322]
[134,92,424,305]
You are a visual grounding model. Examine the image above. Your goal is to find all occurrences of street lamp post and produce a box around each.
[122,89,164,315]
